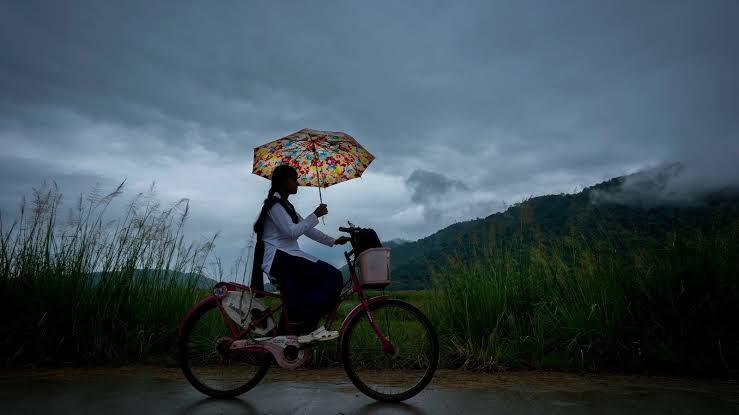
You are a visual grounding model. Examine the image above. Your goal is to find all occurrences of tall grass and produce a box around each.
[2,181,737,375]
[0,181,217,366]
[430,217,739,374]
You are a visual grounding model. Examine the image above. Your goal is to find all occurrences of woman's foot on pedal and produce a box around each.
[298,327,339,344]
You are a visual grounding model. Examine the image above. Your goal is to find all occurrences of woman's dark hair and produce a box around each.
[253,164,298,234]
[269,164,298,197]
[251,164,299,289]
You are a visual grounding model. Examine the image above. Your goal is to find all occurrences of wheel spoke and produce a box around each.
[341,299,438,402]
[180,301,271,397]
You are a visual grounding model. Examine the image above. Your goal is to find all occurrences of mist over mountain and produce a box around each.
[591,162,739,207]
[379,166,739,290]
[384,238,412,248]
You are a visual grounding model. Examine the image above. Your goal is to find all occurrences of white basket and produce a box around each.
[357,247,391,288]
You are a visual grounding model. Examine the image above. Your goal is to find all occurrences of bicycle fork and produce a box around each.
[359,295,395,355]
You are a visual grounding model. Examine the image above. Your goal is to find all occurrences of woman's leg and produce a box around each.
[269,251,343,334]
[301,260,343,331]
[270,250,306,334]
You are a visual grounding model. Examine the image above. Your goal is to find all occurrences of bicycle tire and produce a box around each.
[179,299,270,398]
[340,298,439,402]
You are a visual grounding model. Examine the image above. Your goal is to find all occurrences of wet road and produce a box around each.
[0,367,737,414]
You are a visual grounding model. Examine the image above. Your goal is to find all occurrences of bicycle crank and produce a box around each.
[230,336,310,369]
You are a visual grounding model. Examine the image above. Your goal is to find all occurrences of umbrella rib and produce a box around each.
[318,138,358,147]
[289,145,327,188]
[311,144,326,189]
[290,133,357,147]
[272,141,327,185]
[291,147,312,164]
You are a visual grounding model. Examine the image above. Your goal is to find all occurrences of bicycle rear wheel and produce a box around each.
[340,299,439,402]
[179,299,270,398]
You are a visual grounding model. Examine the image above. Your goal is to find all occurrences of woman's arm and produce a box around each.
[293,210,336,246]
[267,204,319,239]
[305,227,336,247]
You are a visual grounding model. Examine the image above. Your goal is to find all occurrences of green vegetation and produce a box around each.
[305,290,434,367]
[0,182,215,365]
[388,176,739,290]
[1,177,737,376]
[429,208,739,374]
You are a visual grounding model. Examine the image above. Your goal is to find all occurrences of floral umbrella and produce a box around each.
[252,128,374,203]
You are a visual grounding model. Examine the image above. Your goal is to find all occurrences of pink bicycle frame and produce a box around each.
[178,249,395,356]
[178,281,282,340]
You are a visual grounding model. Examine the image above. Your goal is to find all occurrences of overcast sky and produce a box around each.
[1,0,738,276]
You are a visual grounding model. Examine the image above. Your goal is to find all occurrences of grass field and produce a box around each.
[1,184,737,375]
[0,183,210,365]
[428,226,739,374]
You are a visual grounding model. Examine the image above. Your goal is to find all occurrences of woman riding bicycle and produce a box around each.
[180,163,439,401]
[251,164,350,343]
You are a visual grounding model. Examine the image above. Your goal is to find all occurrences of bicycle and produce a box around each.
[178,222,439,402]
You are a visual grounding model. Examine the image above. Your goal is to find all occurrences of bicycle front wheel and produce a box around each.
[340,299,439,402]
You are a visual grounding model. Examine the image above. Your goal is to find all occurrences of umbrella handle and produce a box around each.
[318,186,325,225]
[313,145,326,225]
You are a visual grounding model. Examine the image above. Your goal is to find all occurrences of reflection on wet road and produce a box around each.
[0,368,737,414]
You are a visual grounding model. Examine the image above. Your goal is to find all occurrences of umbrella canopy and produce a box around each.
[252,128,374,189]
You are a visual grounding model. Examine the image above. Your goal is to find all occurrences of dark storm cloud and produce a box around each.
[0,154,117,218]
[1,0,738,268]
[406,169,468,222]
[2,1,735,164]
[406,169,469,204]
[405,169,499,223]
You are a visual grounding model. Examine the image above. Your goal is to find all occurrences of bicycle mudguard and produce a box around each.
[178,296,218,336]
[336,295,390,359]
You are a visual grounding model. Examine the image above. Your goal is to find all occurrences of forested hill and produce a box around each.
[382,172,739,290]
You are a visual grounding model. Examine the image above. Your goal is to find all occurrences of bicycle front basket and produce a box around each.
[356,247,391,289]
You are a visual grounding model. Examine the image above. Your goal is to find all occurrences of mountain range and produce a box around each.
[352,168,739,290]
[89,269,219,289]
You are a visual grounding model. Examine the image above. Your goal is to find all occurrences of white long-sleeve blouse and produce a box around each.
[260,192,336,275]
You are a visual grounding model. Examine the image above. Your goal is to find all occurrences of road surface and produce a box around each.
[0,367,737,414]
